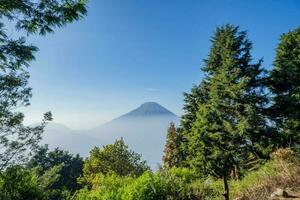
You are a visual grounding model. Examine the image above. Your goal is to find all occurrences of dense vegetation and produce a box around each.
[0,1,299,199]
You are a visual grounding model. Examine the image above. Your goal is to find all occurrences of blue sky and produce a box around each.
[22,0,300,129]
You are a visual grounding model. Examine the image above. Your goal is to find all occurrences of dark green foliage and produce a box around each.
[81,139,150,186]
[0,0,87,168]
[27,145,83,193]
[181,83,209,133]
[270,27,300,148]
[162,122,182,168]
[0,166,45,200]
[0,165,63,200]
[1,146,83,200]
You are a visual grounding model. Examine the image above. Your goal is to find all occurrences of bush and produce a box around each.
[121,171,166,200]
[74,167,221,200]
[161,167,200,199]
[0,166,45,200]
[74,172,133,200]
[188,178,223,200]
[0,164,70,200]
[270,148,295,161]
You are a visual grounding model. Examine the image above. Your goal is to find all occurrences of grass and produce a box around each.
[230,148,300,200]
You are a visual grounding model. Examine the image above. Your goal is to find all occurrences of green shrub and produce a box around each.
[74,168,222,200]
[0,164,72,200]
[0,166,45,200]
[121,168,203,200]
[161,167,199,199]
[121,171,166,200]
[74,172,133,200]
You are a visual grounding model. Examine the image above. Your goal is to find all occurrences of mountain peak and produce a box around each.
[139,102,165,109]
[117,102,177,119]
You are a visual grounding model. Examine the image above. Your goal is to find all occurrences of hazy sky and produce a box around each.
[21,0,300,129]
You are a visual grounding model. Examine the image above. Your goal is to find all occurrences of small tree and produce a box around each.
[27,145,84,192]
[162,122,182,168]
[81,139,150,185]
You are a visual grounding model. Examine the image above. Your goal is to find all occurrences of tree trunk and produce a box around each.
[223,176,229,200]
[230,164,238,180]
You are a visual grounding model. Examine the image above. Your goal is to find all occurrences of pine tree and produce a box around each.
[162,122,182,168]
[270,27,300,148]
[186,25,270,200]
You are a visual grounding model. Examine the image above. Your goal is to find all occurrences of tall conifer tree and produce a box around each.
[186,25,269,200]
[270,27,300,148]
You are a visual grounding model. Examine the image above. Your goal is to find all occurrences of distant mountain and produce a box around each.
[115,102,177,119]
[41,123,100,156]
[41,102,179,169]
